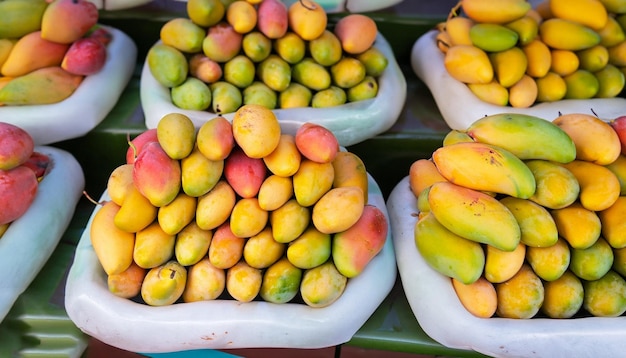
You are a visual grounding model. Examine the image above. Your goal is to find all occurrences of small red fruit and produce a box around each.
[61,37,107,76]
[610,115,626,155]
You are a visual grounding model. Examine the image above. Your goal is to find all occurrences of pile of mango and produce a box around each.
[436,0,626,108]
[146,0,388,113]
[410,111,626,319]
[91,104,388,308]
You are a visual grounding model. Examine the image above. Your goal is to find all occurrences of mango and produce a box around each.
[570,237,614,281]
[561,160,621,211]
[181,146,223,197]
[0,0,48,39]
[210,81,242,114]
[273,32,305,64]
[606,155,626,195]
[332,151,368,203]
[461,0,530,24]
[330,57,366,89]
[495,264,544,319]
[357,47,388,77]
[126,129,158,164]
[613,246,626,277]
[0,66,83,105]
[550,50,579,76]
[442,130,473,146]
[470,23,518,52]
[157,113,196,160]
[288,0,326,41]
[309,30,342,67]
[230,197,268,238]
[292,159,334,207]
[196,116,234,161]
[1,31,69,78]
[414,212,485,284]
[147,43,188,88]
[550,0,607,31]
[295,122,339,164]
[484,243,526,284]
[107,262,147,299]
[257,174,293,211]
[188,53,222,84]
[488,46,527,88]
[160,18,205,53]
[224,55,255,88]
[232,103,281,158]
[0,121,33,171]
[505,15,538,46]
[256,0,288,39]
[608,41,626,66]
[539,18,601,51]
[263,134,301,177]
[444,45,493,84]
[594,64,625,98]
[223,147,266,198]
[467,80,509,106]
[508,74,537,108]
[312,187,364,235]
[535,72,567,102]
[311,86,346,108]
[583,270,626,317]
[182,256,225,302]
[577,45,609,72]
[208,221,245,269]
[242,227,285,269]
[300,261,347,308]
[563,69,599,99]
[257,54,291,92]
[270,199,310,243]
[600,16,626,46]
[133,142,181,207]
[525,159,579,210]
[408,158,447,198]
[202,22,242,63]
[292,57,331,91]
[551,202,601,249]
[541,270,584,318]
[141,260,187,306]
[599,196,626,248]
[225,0,256,34]
[90,201,135,275]
[347,76,379,102]
[106,163,134,206]
[157,192,196,236]
[242,31,272,62]
[452,277,497,318]
[242,81,277,109]
[526,237,571,282]
[278,83,312,109]
[196,180,236,230]
[174,221,212,266]
[186,0,224,27]
[333,14,377,55]
[226,260,262,302]
[286,225,331,269]
[500,196,558,248]
[114,184,158,233]
[522,38,552,78]
[133,222,176,269]
[259,257,302,304]
[171,77,212,111]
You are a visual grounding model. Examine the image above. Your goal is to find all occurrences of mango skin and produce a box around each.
[114,184,158,233]
[541,270,584,319]
[133,222,176,269]
[561,160,621,212]
[452,277,497,318]
[141,260,187,306]
[182,257,225,302]
[107,262,147,299]
[90,201,135,276]
[263,134,301,177]
[259,257,302,304]
[300,261,347,308]
[257,174,293,211]
[526,159,580,210]
[229,197,268,238]
[196,180,236,231]
[551,202,602,249]
[495,264,544,319]
[270,199,310,243]
[570,237,614,281]
[500,196,559,248]
[287,226,331,269]
[208,221,245,269]
[223,147,266,198]
[226,260,262,302]
[332,151,368,203]
[484,243,526,284]
[181,146,223,198]
[526,237,571,282]
[243,227,285,269]
[295,122,339,164]
[292,159,334,207]
[583,270,626,317]
[312,187,364,235]
[133,142,181,207]
[156,113,196,160]
[147,43,188,88]
[107,164,135,206]
[174,221,212,266]
[157,192,197,235]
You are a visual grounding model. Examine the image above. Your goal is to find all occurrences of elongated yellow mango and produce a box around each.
[428,181,521,251]
[505,15,539,46]
[484,243,526,283]
[550,0,608,31]
[509,74,537,108]
[467,80,509,106]
[599,196,626,248]
[535,72,567,102]
[561,160,621,212]
[539,18,601,51]
[522,39,552,78]
[551,202,601,249]
[432,141,536,198]
[466,112,576,163]
[526,159,580,210]
[444,44,493,84]
[445,16,474,46]
[553,113,622,165]
[461,0,531,24]
[489,46,527,88]
[500,196,558,247]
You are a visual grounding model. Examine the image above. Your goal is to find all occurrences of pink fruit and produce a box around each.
[133,141,181,207]
[0,122,34,171]
[126,129,158,164]
[22,152,51,179]
[295,122,339,164]
[224,147,266,198]
[41,0,99,44]
[0,166,38,225]
[202,22,243,63]
[610,115,626,156]
[257,0,288,39]
[61,37,107,76]
[88,26,113,46]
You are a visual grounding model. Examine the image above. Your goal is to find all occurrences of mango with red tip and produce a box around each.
[223,147,266,198]
[133,141,181,207]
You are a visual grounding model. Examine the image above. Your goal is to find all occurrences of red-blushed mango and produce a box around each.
[0,122,34,170]
[209,221,245,269]
[182,256,225,302]
[1,31,69,77]
[90,201,135,276]
[263,134,301,177]
[292,159,334,207]
[288,0,327,41]
[133,141,181,207]
[226,260,262,302]
[174,221,212,266]
[260,257,302,304]
[332,151,368,203]
[232,104,281,158]
[256,0,288,39]
[257,174,293,211]
[114,184,158,233]
[180,146,224,198]
[189,53,222,84]
[157,192,197,235]
[331,204,388,278]
[300,260,347,308]
[243,227,285,269]
[224,147,266,198]
[106,163,134,206]
[526,237,571,282]
[0,165,38,225]
[202,22,242,63]
[107,261,147,299]
[126,128,158,164]
[270,198,310,243]
[295,122,339,164]
[156,113,196,160]
[408,158,447,199]
[333,14,377,55]
[496,264,544,318]
[133,222,176,269]
[230,197,268,238]
[160,18,205,53]
[312,187,364,234]
[141,260,187,306]
[196,116,235,161]
[452,276,497,318]
[286,225,331,269]
[196,180,236,230]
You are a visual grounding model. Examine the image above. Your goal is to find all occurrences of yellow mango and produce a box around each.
[182,256,225,302]
[435,30,452,54]
[174,221,212,266]
[242,227,285,269]
[606,155,626,195]
[278,82,312,109]
[484,243,526,284]
[232,103,281,158]
[180,146,224,197]
[550,50,579,76]
[157,192,197,235]
[561,160,621,211]
[312,187,364,234]
[551,202,601,249]
[570,237,614,281]
[599,196,626,248]
[495,264,544,319]
[539,18,601,51]
[490,46,528,88]
[133,222,176,269]
[260,257,302,304]
[550,0,607,31]
[500,196,558,248]
[505,15,539,46]
[270,198,310,243]
[613,246,626,277]
[595,63,625,98]
[526,237,571,282]
[526,159,580,209]
[442,130,473,146]
[106,163,134,206]
[141,260,187,306]
[535,72,567,102]
[553,113,622,165]
[263,134,301,177]
[541,270,584,318]
[443,45,493,84]
[299,261,347,308]
[114,184,158,233]
[598,16,626,48]
[292,159,334,207]
[522,39,552,78]
[286,226,331,269]
[208,222,245,269]
[452,277,497,318]
[461,0,531,24]
[90,201,135,276]
[230,197,268,238]
[467,80,509,106]
[196,116,234,161]
[107,262,146,299]
[332,151,368,203]
[257,174,293,211]
[291,57,331,91]
[226,260,262,302]
[445,16,474,46]
[564,69,599,98]
[509,74,537,108]
[583,270,626,317]
[160,17,205,53]
[196,180,236,231]
[608,40,626,67]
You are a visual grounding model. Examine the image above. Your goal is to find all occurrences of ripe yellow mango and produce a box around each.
[526,237,571,282]
[259,257,302,304]
[408,158,448,199]
[583,270,626,317]
[489,46,527,88]
[257,174,293,211]
[550,0,608,31]
[577,45,609,72]
[174,221,212,266]
[263,134,301,177]
[445,16,474,46]
[508,74,537,108]
[570,237,614,281]
[461,0,531,24]
[599,196,626,248]
[561,160,621,211]
[312,187,364,235]
[270,199,310,243]
[208,222,245,269]
[550,50,579,76]
[196,116,234,161]
[107,262,147,299]
[522,39,551,78]
[484,243,526,284]
[182,257,225,302]
[180,146,224,197]
[551,202,601,249]
[157,192,197,235]
[332,151,368,203]
[242,227,285,269]
[500,196,558,248]
[495,264,544,319]
[443,45,493,84]
[141,260,187,306]
[452,277,497,318]
[598,16,625,47]
[230,197,268,238]
[300,261,347,308]
[292,159,334,207]
[525,159,580,210]
[90,201,135,276]
[467,80,509,106]
[286,226,331,269]
[133,222,176,269]
[106,163,134,206]
[606,155,626,195]
[535,72,567,102]
[553,113,622,165]
[541,270,584,318]
[226,261,262,302]
[114,184,158,233]
[505,15,538,46]
[196,180,236,230]
[539,18,601,51]
[232,104,281,158]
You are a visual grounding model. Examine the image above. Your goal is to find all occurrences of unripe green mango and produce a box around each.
[583,270,626,317]
[171,77,212,111]
[141,260,187,306]
[0,0,48,38]
[292,57,331,91]
[210,81,242,114]
[347,76,378,102]
[278,83,312,109]
[311,86,346,108]
[570,237,614,281]
[260,257,302,304]
[469,23,519,52]
[243,81,277,109]
[147,43,189,88]
[257,54,291,92]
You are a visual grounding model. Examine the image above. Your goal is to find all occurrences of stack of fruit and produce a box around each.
[0,0,111,105]
[146,0,389,113]
[409,111,626,319]
[90,104,388,308]
[434,0,626,108]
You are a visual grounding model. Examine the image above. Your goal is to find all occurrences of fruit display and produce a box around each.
[0,0,137,145]
[0,123,85,320]
[64,104,396,352]
[387,110,626,357]
[140,0,406,146]
[411,0,626,130]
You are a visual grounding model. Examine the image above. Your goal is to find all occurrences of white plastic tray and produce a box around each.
[140,32,406,147]
[65,174,396,353]
[387,176,626,358]
[0,26,137,145]
[0,146,85,320]
[411,30,626,130]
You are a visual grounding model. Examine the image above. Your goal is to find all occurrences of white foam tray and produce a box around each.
[65,173,397,353]
[0,146,85,320]
[140,32,406,147]
[387,176,626,358]
[0,26,137,145]
[411,30,626,130]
